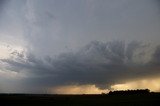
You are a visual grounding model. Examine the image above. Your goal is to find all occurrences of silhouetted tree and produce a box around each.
[108,89,150,95]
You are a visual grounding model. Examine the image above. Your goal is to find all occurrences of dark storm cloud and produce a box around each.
[1,41,160,90]
[150,45,160,65]
[0,0,9,12]
[0,0,8,7]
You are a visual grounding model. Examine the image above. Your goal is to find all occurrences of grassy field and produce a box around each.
[0,93,160,106]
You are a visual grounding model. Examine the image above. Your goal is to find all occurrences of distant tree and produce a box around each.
[108,89,150,95]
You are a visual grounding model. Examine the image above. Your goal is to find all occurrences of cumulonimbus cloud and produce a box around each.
[0,40,160,90]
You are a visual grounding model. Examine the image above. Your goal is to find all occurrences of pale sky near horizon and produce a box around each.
[0,0,160,94]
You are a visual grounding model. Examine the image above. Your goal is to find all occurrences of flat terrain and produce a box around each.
[0,93,160,106]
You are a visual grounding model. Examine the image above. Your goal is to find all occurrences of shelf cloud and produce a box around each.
[1,41,160,92]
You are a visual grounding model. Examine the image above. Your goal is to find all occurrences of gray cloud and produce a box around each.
[150,45,160,65]
[1,0,159,57]
[1,41,160,91]
[0,0,160,93]
[0,0,9,12]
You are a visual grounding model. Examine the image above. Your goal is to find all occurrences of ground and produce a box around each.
[0,93,160,106]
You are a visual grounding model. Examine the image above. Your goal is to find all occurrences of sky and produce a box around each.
[0,0,160,94]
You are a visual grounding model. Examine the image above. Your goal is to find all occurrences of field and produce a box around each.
[0,93,160,106]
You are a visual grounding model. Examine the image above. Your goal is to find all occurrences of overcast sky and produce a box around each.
[0,0,160,94]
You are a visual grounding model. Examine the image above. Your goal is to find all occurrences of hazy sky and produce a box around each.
[0,0,160,94]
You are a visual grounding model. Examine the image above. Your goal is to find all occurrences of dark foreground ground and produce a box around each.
[0,93,160,106]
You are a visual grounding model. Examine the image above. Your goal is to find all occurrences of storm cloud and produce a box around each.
[1,41,160,91]
[0,0,160,93]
